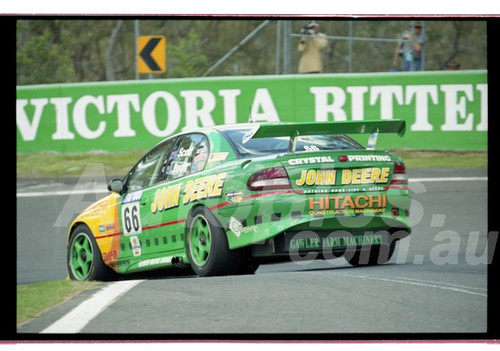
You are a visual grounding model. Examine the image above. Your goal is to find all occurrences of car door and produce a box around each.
[119,137,176,260]
[148,133,210,253]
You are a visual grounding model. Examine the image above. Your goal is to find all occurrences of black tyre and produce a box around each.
[67,224,116,281]
[186,207,240,277]
[347,241,396,267]
[236,261,260,275]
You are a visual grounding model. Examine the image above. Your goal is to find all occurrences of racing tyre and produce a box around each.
[186,207,240,277]
[234,249,260,275]
[67,224,116,281]
[347,242,396,267]
[236,261,260,275]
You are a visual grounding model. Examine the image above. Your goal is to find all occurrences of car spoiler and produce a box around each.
[242,120,406,152]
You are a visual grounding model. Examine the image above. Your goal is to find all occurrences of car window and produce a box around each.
[221,128,363,157]
[159,133,209,182]
[126,138,175,191]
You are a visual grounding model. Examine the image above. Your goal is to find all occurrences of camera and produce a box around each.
[302,24,315,35]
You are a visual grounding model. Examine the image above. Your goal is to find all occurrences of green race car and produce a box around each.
[67,120,411,280]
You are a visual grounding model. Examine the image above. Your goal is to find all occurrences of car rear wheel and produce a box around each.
[346,242,396,267]
[186,207,240,277]
[236,261,260,275]
[67,224,116,281]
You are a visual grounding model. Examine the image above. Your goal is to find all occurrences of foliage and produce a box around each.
[17,280,102,327]
[16,18,487,85]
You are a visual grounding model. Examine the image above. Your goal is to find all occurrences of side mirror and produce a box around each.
[108,179,124,193]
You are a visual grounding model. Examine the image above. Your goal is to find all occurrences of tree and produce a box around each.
[16,18,488,85]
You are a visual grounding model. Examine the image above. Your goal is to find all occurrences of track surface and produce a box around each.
[17,168,490,334]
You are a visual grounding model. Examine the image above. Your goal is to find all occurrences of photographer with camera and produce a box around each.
[298,22,328,73]
[393,21,427,71]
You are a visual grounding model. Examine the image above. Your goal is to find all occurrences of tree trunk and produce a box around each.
[105,20,123,81]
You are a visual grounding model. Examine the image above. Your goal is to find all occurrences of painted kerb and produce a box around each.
[16,70,487,153]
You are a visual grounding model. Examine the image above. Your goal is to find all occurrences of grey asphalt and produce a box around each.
[16,168,491,334]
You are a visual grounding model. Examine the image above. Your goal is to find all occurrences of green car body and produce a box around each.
[67,120,411,280]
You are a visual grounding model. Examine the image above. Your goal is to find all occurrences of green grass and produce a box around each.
[17,149,487,179]
[17,280,103,328]
[390,149,487,168]
[17,150,146,178]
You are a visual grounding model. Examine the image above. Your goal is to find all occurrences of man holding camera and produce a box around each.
[393,21,427,71]
[298,22,328,74]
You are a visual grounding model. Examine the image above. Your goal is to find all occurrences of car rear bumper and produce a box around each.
[215,188,411,250]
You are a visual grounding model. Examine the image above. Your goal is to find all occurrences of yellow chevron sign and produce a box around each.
[137,36,166,74]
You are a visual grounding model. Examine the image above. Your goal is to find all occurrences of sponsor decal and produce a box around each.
[83,200,108,217]
[122,190,143,204]
[130,236,141,257]
[302,186,386,194]
[289,237,321,250]
[151,183,182,213]
[347,155,391,162]
[308,194,387,215]
[99,223,116,232]
[171,162,190,176]
[341,167,390,185]
[289,233,383,250]
[296,169,336,186]
[194,153,208,162]
[228,217,258,238]
[226,191,245,203]
[178,145,194,158]
[117,259,130,267]
[288,156,334,166]
[183,172,227,204]
[208,152,229,163]
[138,256,174,268]
[103,250,117,262]
[296,167,390,187]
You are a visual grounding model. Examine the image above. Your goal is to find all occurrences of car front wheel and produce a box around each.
[67,224,116,281]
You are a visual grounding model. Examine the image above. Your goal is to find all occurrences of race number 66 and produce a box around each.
[122,203,142,235]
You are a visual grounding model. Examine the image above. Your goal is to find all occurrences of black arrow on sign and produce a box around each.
[139,38,162,71]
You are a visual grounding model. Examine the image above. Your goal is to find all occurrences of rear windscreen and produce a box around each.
[221,129,364,157]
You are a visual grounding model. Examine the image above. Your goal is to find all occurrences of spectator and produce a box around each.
[298,22,328,73]
[393,21,427,71]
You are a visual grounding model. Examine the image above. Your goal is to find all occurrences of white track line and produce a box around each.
[17,188,108,198]
[40,279,142,334]
[16,176,487,198]
[410,176,487,182]
[341,273,487,297]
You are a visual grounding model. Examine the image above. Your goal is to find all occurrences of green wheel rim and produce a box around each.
[189,214,212,267]
[70,233,94,280]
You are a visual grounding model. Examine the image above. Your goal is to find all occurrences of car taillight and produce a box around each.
[391,162,408,185]
[247,167,291,191]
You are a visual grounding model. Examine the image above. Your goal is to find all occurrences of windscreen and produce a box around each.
[221,128,364,157]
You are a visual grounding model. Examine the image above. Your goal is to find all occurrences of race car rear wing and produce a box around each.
[242,120,406,152]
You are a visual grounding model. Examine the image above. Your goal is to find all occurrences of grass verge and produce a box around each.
[390,149,487,168]
[17,280,103,328]
[17,150,146,179]
[17,149,487,179]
